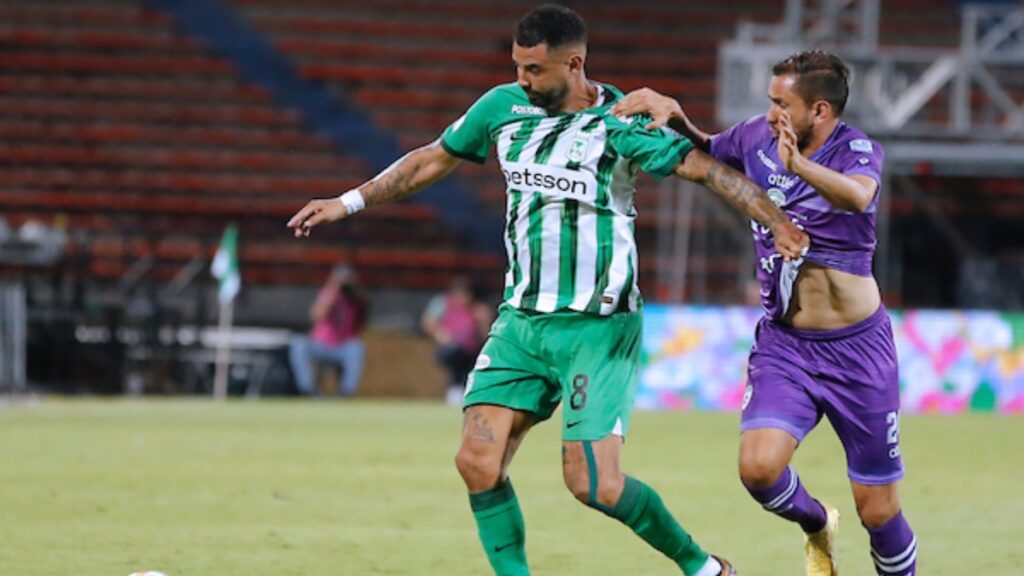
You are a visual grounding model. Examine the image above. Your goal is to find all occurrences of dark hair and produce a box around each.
[515,4,587,49]
[772,50,850,115]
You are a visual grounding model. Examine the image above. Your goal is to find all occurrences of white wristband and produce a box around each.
[338,189,366,215]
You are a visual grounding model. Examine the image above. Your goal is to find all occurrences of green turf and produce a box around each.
[1,399,1021,575]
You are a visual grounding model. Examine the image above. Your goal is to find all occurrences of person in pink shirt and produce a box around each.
[422,276,493,405]
[289,265,368,396]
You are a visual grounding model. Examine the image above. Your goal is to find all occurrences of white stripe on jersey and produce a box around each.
[535,202,562,313]
[503,192,517,291]
[604,214,634,314]
[571,204,598,311]
[508,192,534,307]
[627,244,641,311]
[495,122,519,163]
[498,122,521,295]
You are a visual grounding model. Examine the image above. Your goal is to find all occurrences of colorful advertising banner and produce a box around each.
[638,305,1024,414]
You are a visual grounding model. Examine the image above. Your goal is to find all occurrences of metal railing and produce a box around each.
[720,2,1024,157]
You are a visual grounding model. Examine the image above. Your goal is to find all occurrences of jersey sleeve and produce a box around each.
[836,137,884,185]
[440,87,506,164]
[709,115,767,171]
[709,123,744,170]
[605,114,695,179]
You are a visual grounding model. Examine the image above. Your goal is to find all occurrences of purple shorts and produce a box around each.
[741,306,905,485]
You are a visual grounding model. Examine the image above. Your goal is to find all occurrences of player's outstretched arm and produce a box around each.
[287,140,462,237]
[675,149,810,261]
[611,87,712,151]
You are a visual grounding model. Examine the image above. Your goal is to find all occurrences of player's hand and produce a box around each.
[772,219,810,262]
[610,87,683,130]
[776,111,802,174]
[287,198,349,238]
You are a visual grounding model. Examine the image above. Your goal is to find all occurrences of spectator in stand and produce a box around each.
[289,264,368,396]
[422,276,493,405]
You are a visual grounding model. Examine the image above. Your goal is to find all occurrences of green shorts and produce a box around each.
[464,303,642,441]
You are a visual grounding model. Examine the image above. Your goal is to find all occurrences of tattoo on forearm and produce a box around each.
[362,156,419,206]
[704,162,788,228]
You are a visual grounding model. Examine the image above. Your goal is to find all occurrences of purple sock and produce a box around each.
[866,511,917,576]
[744,466,827,533]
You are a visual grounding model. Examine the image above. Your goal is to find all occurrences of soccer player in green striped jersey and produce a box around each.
[289,5,808,575]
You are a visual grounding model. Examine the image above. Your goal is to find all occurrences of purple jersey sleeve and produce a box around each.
[833,137,884,185]
[709,115,768,171]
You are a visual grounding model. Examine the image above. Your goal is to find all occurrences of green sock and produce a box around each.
[469,480,529,576]
[607,476,711,575]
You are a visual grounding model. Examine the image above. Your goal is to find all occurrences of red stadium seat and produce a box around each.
[0,0,500,291]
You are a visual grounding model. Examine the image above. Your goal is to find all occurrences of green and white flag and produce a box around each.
[211,224,240,305]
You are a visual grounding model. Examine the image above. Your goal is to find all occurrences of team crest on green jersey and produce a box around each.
[566,133,592,163]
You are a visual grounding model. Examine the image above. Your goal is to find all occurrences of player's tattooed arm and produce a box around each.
[675,149,810,261]
[361,140,461,206]
[287,140,461,237]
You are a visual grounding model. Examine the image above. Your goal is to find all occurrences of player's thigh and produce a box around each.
[464,344,561,422]
[741,352,821,443]
[553,310,642,442]
[464,307,561,423]
[460,403,536,463]
[817,322,904,486]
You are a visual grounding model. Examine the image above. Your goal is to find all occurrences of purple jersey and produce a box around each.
[710,116,884,320]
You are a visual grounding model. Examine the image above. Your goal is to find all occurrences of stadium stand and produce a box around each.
[232,0,972,301]
[3,0,1021,397]
[0,0,503,294]
[2,0,1017,305]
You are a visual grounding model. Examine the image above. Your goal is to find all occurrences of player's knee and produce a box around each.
[739,451,787,489]
[454,444,502,489]
[562,466,623,509]
[855,492,901,528]
[591,474,625,508]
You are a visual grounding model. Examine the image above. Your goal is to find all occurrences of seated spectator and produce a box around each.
[289,265,367,396]
[421,276,493,405]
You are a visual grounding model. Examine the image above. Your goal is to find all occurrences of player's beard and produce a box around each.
[791,113,815,151]
[795,123,814,151]
[526,81,569,114]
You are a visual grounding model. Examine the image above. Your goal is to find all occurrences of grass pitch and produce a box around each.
[1,399,1021,575]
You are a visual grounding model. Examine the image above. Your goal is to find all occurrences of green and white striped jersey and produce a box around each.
[441,83,693,316]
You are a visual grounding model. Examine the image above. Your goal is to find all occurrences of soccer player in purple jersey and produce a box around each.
[612,50,916,576]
